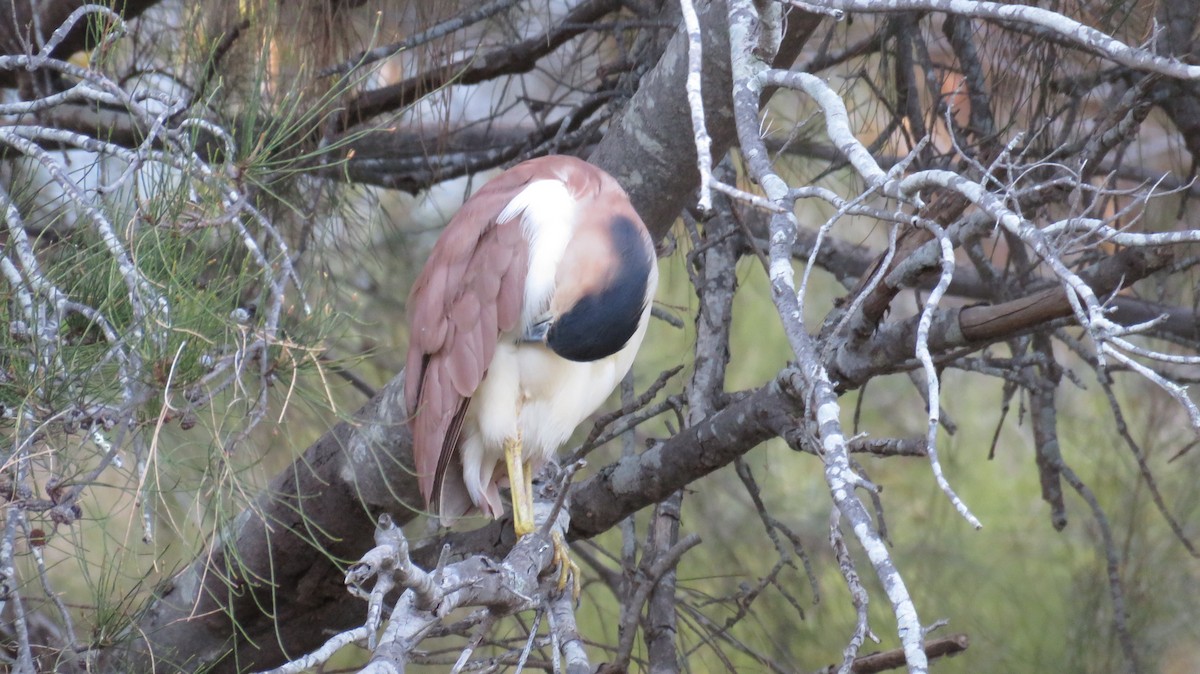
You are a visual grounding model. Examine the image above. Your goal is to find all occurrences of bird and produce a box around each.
[404,155,658,571]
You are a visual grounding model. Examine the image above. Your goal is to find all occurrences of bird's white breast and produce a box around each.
[498,179,577,330]
[514,307,650,457]
[467,295,652,466]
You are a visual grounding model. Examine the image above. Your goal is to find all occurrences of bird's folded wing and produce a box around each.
[405,172,532,513]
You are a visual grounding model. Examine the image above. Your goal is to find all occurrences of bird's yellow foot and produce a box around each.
[552,530,582,601]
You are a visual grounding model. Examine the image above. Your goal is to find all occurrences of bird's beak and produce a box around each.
[520,317,552,343]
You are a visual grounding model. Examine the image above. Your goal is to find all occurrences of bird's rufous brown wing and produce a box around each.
[405,170,532,514]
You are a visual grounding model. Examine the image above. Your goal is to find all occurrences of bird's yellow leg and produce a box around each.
[552,531,582,600]
[504,438,577,597]
[504,436,535,536]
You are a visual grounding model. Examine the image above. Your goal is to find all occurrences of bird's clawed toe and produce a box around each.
[552,530,582,601]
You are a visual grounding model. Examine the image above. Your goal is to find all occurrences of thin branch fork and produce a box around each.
[797,0,1200,80]
[319,0,521,78]
[265,497,584,674]
[332,0,621,132]
[840,191,971,344]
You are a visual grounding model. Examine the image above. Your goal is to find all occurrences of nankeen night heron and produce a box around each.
[405,155,658,583]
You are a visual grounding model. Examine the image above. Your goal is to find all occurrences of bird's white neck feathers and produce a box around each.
[498,178,578,331]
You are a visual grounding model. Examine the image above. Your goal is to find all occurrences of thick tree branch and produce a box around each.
[830,247,1172,388]
[100,376,421,673]
[814,633,970,674]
